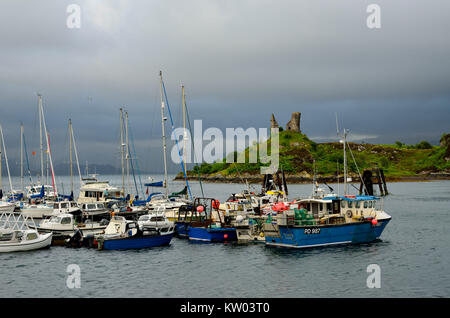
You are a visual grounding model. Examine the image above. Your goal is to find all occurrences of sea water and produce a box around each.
[1,175,449,297]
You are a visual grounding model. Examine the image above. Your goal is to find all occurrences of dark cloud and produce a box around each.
[0,0,449,175]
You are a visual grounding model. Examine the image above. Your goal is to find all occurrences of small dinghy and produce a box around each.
[0,212,52,253]
[95,214,174,250]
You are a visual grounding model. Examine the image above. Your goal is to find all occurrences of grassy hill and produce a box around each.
[178,131,450,183]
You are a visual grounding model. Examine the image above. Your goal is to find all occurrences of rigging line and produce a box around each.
[347,140,367,195]
[129,125,144,198]
[161,79,193,200]
[184,99,205,197]
[23,132,33,184]
[127,124,140,198]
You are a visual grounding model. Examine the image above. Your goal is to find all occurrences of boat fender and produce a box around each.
[346,210,352,218]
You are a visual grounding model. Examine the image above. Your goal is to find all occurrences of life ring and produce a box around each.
[212,200,220,209]
[346,210,353,218]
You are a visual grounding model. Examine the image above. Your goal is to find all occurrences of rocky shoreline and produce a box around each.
[174,172,450,184]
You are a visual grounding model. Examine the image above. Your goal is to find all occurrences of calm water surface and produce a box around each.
[1,175,449,297]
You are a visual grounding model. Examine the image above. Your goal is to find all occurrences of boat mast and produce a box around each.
[69,119,73,193]
[182,85,188,199]
[159,71,169,198]
[343,128,348,195]
[39,98,58,196]
[70,122,82,185]
[120,108,125,196]
[0,125,13,193]
[0,128,2,194]
[125,111,130,197]
[38,94,44,183]
[20,123,24,192]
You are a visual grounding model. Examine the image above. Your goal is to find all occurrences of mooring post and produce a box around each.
[380,168,388,195]
[375,168,384,196]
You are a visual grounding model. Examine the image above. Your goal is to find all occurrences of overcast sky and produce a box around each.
[1,0,449,175]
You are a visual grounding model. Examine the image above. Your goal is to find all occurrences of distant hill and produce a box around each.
[176,131,450,183]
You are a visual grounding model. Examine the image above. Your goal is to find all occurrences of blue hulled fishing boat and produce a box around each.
[264,127,392,249]
[264,195,391,248]
[175,198,237,243]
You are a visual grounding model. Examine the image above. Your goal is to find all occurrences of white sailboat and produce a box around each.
[145,72,191,221]
[21,94,58,218]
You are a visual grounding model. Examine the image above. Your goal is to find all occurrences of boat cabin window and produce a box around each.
[355,201,361,208]
[326,203,332,213]
[26,232,38,240]
[53,203,59,209]
[348,201,353,208]
[61,203,68,208]
[97,203,105,209]
[364,201,368,208]
[319,203,323,212]
[71,203,78,208]
[139,216,149,221]
[0,233,14,241]
[61,217,72,225]
[49,216,61,223]
[368,201,372,208]
[332,200,340,214]
[150,216,165,222]
[341,201,346,209]
[87,204,96,210]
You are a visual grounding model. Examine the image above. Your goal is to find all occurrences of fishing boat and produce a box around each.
[94,215,174,250]
[0,212,52,252]
[181,198,237,243]
[264,127,392,249]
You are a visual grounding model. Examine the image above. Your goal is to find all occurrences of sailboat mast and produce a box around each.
[69,119,73,193]
[343,129,348,195]
[182,85,188,198]
[70,123,82,184]
[20,123,24,192]
[159,71,169,198]
[125,111,130,197]
[0,129,2,192]
[38,94,44,183]
[0,125,13,192]
[120,108,125,196]
[39,99,58,195]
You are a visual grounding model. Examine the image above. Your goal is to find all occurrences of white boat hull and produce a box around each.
[0,203,15,213]
[0,232,52,253]
[20,206,54,219]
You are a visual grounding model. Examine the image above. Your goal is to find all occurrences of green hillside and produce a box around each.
[180,131,450,182]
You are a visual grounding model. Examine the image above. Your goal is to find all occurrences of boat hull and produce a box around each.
[175,222,189,238]
[265,218,391,248]
[0,203,15,213]
[188,227,237,243]
[101,233,173,250]
[0,232,52,253]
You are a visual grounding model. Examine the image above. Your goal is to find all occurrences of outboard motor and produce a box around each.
[66,229,83,248]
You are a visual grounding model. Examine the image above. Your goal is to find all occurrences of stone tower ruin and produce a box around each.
[286,112,301,132]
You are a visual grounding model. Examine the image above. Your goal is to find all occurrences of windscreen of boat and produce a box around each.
[49,216,61,223]
[150,216,165,222]
[26,232,38,240]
